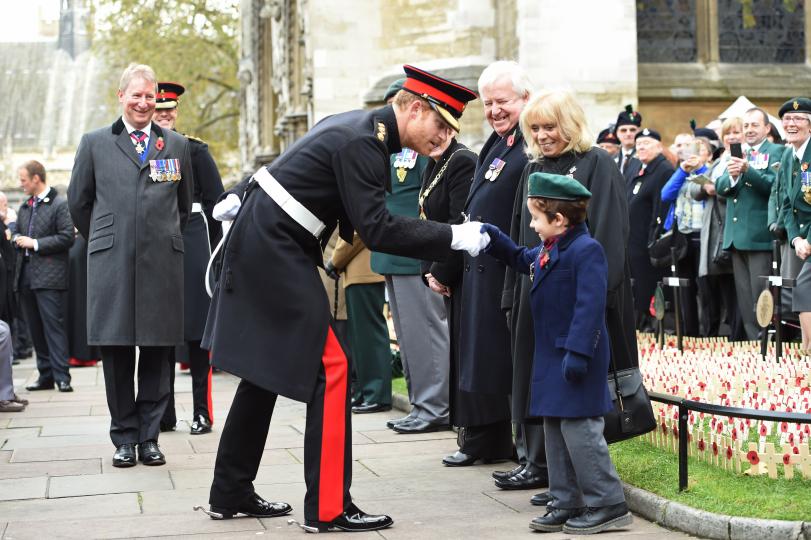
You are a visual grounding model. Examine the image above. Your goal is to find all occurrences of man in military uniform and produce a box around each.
[199,65,484,532]
[596,127,620,158]
[152,82,225,436]
[614,104,642,176]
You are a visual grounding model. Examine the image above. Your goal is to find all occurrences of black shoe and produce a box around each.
[25,379,54,391]
[562,502,632,534]
[137,440,166,466]
[57,381,74,393]
[160,422,177,432]
[392,418,450,434]
[11,358,19,366]
[493,463,524,481]
[112,444,137,468]
[442,450,508,467]
[351,402,392,414]
[494,466,548,490]
[190,415,212,435]
[14,349,32,361]
[386,415,415,429]
[305,503,393,532]
[209,492,292,519]
[529,506,584,533]
[531,491,554,507]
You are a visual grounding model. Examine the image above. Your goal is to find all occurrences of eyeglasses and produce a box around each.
[782,114,810,125]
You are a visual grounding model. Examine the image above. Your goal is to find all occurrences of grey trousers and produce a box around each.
[385,275,450,423]
[731,250,772,340]
[515,421,547,471]
[0,321,14,400]
[781,242,804,314]
[544,416,625,509]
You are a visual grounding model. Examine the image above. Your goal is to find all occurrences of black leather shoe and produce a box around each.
[531,491,554,507]
[137,441,166,466]
[305,503,393,532]
[386,415,414,429]
[351,402,392,414]
[392,418,450,434]
[190,414,212,435]
[493,463,524,481]
[14,349,32,361]
[209,492,292,519]
[529,506,584,532]
[112,444,137,468]
[562,502,632,534]
[495,466,548,490]
[442,450,481,466]
[25,379,54,391]
[57,381,74,393]
[160,422,177,432]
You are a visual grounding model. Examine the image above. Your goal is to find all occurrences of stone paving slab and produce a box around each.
[0,457,100,480]
[0,476,47,501]
[0,492,140,523]
[49,468,174,498]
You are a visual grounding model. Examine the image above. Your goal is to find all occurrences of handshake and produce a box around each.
[450,222,493,257]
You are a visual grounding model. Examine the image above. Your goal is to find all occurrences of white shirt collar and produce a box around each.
[794,137,810,161]
[745,139,766,154]
[122,118,152,138]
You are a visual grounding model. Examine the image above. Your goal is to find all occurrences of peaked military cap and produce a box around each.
[401,65,477,132]
[635,128,661,142]
[383,78,406,102]
[779,97,811,118]
[597,127,620,145]
[156,82,185,110]
[528,172,591,200]
[615,104,642,129]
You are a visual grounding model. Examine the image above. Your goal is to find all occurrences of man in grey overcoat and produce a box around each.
[68,63,193,468]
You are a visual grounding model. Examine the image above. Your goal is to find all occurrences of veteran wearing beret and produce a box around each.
[614,104,643,175]
[68,63,193,469]
[200,64,484,532]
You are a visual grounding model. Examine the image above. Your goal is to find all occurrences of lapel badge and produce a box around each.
[802,162,809,172]
[507,133,515,147]
[156,136,165,151]
[633,181,641,195]
[396,168,407,183]
[485,158,506,181]
[376,122,387,142]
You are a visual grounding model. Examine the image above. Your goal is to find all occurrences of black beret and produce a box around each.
[635,128,661,142]
[383,78,405,102]
[615,104,642,128]
[779,97,811,118]
[597,128,620,145]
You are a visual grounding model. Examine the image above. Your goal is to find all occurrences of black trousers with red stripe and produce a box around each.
[209,327,352,523]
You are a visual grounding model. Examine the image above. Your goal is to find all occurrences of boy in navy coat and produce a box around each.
[481,172,631,534]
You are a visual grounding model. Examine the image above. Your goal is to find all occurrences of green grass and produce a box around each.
[392,376,407,397]
[610,437,811,521]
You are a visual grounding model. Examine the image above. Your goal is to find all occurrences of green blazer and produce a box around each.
[717,139,785,251]
[769,145,796,230]
[781,139,811,255]
[370,152,430,275]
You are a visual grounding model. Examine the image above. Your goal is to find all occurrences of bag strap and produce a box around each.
[608,351,624,411]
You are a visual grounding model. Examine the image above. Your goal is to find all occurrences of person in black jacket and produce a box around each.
[14,161,74,393]
[153,81,225,436]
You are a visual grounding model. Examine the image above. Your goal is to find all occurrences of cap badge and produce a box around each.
[794,101,800,110]
[642,128,650,136]
[376,122,387,142]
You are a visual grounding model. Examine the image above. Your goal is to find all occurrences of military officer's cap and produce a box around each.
[635,128,661,142]
[779,97,811,118]
[528,172,591,201]
[596,128,620,146]
[401,64,477,132]
[156,82,186,110]
[383,78,406,102]
[615,104,642,129]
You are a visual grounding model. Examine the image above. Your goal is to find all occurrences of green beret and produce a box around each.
[383,78,406,102]
[779,97,811,118]
[527,172,591,200]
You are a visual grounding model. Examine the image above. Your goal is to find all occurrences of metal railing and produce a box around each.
[647,391,811,491]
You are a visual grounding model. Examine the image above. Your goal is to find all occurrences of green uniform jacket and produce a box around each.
[782,139,811,258]
[370,153,430,275]
[717,139,785,251]
[769,144,796,230]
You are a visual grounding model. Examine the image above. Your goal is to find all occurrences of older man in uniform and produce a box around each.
[152,81,224,436]
[68,63,193,468]
[614,104,643,176]
[199,65,484,532]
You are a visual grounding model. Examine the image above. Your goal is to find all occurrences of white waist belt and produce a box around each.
[252,167,326,238]
[191,202,203,213]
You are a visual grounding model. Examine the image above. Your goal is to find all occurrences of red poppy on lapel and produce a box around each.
[156,137,165,151]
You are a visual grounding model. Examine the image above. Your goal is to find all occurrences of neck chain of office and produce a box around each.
[418,148,467,219]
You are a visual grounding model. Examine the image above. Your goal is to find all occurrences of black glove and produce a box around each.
[562,351,589,383]
[769,223,787,241]
[325,261,340,280]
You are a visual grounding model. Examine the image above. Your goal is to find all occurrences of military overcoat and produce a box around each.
[68,118,193,346]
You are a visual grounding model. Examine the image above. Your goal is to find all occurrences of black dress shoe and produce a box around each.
[160,422,177,432]
[529,506,584,532]
[190,414,212,435]
[493,463,524,481]
[305,503,393,532]
[392,418,450,434]
[137,440,166,466]
[442,451,479,466]
[386,415,415,429]
[494,466,548,490]
[57,381,74,393]
[25,379,54,391]
[562,502,632,534]
[530,491,554,507]
[351,402,392,414]
[112,444,137,468]
[209,492,292,519]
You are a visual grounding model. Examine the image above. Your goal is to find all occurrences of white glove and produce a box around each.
[212,193,241,221]
[450,221,491,257]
